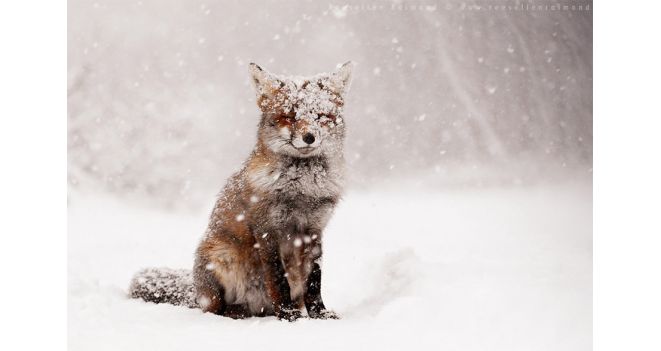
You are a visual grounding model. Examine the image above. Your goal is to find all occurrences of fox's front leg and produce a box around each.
[304,242,339,319]
[257,238,302,322]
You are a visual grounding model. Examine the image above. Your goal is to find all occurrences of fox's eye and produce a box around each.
[273,111,296,126]
[284,112,296,122]
[318,114,336,121]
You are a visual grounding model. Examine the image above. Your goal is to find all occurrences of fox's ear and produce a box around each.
[249,63,282,97]
[329,61,354,95]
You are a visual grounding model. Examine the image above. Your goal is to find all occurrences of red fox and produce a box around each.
[129,62,353,321]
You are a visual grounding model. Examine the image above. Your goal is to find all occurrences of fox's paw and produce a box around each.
[308,309,340,320]
[276,308,302,322]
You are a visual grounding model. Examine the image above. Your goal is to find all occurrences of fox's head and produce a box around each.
[249,62,353,159]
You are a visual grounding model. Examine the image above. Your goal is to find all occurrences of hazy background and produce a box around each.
[67,0,592,209]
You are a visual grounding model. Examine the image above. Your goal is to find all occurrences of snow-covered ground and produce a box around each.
[68,181,591,350]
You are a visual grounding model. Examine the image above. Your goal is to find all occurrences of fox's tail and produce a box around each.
[128,267,198,308]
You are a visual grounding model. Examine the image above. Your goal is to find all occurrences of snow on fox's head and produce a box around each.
[249,62,353,158]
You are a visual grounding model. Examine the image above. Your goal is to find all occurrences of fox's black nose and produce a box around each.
[302,133,315,145]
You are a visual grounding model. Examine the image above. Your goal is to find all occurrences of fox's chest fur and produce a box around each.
[247,155,343,237]
[248,155,344,200]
